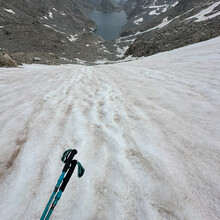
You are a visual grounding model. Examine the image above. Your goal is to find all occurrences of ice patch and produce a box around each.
[133,17,172,37]
[147,5,167,15]
[116,46,129,58]
[48,11,53,19]
[134,18,143,25]
[60,57,73,62]
[171,1,179,7]
[67,35,78,42]
[186,1,220,22]
[161,5,169,13]
[157,17,173,28]
[149,5,165,9]
[94,58,109,64]
[146,1,178,15]
[4,8,15,14]
[75,58,86,64]
[44,24,66,35]
[149,10,160,16]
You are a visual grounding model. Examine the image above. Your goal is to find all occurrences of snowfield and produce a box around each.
[0,37,220,220]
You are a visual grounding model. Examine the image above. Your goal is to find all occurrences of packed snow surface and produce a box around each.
[0,38,220,220]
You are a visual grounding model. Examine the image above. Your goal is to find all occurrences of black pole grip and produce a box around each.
[62,149,77,172]
[60,160,77,192]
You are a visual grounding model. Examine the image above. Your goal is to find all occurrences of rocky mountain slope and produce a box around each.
[79,0,102,13]
[120,0,220,58]
[0,0,220,64]
[0,0,117,64]
[122,0,179,32]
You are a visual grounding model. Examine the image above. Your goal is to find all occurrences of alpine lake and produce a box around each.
[87,10,127,41]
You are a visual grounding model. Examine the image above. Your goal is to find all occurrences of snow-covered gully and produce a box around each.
[0,37,220,220]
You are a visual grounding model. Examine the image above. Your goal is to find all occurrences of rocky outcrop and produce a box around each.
[124,0,220,58]
[0,50,18,67]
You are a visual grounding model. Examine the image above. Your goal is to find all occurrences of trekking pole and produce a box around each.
[40,149,84,220]
[44,160,77,220]
[44,160,85,220]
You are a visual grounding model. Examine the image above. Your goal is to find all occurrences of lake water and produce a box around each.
[87,10,127,40]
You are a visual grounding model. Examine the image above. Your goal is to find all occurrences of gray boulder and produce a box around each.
[33,57,42,61]
[0,52,18,67]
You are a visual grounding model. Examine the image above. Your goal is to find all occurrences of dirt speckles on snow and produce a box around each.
[0,38,220,220]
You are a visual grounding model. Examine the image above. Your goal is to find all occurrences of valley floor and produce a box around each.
[0,37,220,220]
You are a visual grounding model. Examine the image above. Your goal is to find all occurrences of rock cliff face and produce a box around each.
[123,0,220,57]
[79,0,102,13]
[97,0,120,12]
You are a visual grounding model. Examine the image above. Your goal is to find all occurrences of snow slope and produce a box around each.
[0,37,220,220]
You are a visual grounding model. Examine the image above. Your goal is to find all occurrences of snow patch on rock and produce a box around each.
[48,11,53,19]
[157,17,173,28]
[44,24,66,35]
[186,1,220,22]
[67,35,78,42]
[4,8,15,14]
[134,18,143,25]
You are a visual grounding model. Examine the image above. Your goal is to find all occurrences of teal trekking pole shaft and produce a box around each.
[40,149,78,220]
[40,172,65,220]
[45,160,77,220]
